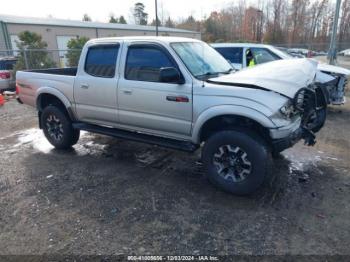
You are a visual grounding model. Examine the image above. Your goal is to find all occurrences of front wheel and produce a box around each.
[202,130,269,195]
[41,105,80,149]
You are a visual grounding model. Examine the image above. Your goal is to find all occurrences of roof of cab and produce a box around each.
[88,36,202,45]
[210,43,272,48]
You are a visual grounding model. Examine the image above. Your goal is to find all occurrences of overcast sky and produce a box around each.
[1,0,250,23]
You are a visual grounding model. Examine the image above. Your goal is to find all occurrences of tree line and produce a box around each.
[82,1,350,50]
[176,0,350,50]
[12,0,350,71]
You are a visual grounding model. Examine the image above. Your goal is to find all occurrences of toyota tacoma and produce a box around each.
[16,37,329,195]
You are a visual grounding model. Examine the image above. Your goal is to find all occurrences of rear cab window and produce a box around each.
[84,44,120,78]
[215,47,243,65]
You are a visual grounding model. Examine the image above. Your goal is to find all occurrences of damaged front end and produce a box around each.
[272,83,328,153]
[293,83,328,145]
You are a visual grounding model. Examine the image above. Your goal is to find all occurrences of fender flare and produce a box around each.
[36,86,76,121]
[191,105,276,144]
[36,86,72,111]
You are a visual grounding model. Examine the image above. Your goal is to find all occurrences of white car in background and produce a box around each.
[212,43,350,105]
[339,49,350,56]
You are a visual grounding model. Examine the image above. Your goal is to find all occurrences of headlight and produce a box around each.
[279,100,295,118]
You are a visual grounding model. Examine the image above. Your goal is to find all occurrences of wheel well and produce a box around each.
[37,94,72,128]
[199,115,271,144]
[37,93,66,111]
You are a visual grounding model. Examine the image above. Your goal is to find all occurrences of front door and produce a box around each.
[117,43,193,136]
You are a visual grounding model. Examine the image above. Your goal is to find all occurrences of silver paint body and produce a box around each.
[17,37,320,145]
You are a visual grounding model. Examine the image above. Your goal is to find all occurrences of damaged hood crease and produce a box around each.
[208,58,318,98]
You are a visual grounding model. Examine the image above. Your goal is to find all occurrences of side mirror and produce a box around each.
[159,67,184,84]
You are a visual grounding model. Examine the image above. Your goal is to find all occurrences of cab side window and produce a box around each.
[125,45,177,82]
[85,44,119,78]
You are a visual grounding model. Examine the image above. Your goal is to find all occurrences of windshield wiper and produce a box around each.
[196,71,220,78]
[221,68,235,74]
[197,68,234,79]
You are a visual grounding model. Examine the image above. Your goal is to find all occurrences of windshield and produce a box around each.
[171,42,233,79]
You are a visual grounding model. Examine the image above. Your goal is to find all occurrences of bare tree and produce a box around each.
[82,14,92,22]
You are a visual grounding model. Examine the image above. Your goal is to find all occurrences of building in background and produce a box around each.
[0,14,201,66]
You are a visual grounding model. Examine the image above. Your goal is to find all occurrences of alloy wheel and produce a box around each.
[213,145,252,182]
[46,114,64,141]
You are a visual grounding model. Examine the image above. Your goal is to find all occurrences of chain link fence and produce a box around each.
[1,42,350,71]
[0,49,82,70]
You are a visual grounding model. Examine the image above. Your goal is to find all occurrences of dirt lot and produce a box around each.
[0,61,350,257]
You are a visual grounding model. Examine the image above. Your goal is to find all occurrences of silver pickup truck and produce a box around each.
[16,37,329,195]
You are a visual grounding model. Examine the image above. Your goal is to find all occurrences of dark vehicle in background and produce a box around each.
[0,57,17,91]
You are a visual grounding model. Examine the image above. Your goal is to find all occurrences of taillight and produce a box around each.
[16,83,20,94]
[0,71,11,79]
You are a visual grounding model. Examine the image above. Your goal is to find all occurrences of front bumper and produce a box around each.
[270,117,304,153]
[272,127,303,153]
[269,117,301,140]
[271,126,316,153]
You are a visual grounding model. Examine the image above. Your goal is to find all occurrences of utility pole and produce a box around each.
[328,0,341,65]
[155,0,159,36]
[257,10,263,43]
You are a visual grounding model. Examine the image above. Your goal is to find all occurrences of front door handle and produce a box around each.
[81,84,89,89]
[166,95,189,103]
[123,90,133,95]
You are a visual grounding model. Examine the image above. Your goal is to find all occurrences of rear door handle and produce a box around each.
[81,84,89,89]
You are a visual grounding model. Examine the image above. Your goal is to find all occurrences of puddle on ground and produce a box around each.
[281,146,341,179]
[14,128,53,153]
[4,128,342,176]
[9,128,158,161]
[8,128,102,155]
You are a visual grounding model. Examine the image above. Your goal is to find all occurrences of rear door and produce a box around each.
[117,42,193,136]
[74,43,121,126]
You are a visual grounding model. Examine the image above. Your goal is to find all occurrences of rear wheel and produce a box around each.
[202,129,269,195]
[41,105,80,149]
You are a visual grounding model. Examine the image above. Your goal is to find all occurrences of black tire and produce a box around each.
[41,105,80,149]
[71,128,81,145]
[202,129,269,195]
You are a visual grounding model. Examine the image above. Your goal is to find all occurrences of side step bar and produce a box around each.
[72,122,199,152]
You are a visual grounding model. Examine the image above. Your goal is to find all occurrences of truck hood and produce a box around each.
[317,62,350,76]
[208,58,318,98]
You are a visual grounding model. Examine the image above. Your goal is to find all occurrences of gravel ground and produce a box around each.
[0,60,350,258]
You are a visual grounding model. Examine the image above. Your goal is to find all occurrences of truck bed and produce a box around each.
[28,67,77,76]
[16,68,77,108]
